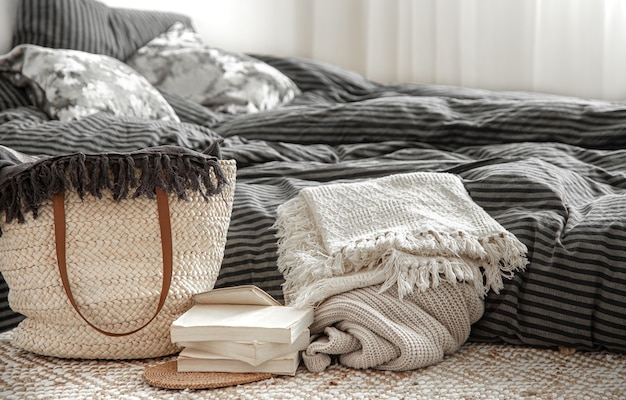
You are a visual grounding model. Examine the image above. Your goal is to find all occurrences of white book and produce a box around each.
[170,303,314,344]
[193,285,282,307]
[177,329,310,366]
[177,348,301,375]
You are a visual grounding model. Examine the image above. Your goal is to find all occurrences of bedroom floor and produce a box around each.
[1,330,624,400]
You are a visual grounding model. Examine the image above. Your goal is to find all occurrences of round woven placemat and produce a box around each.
[143,361,276,390]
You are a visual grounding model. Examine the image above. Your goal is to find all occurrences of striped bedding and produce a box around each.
[1,55,625,354]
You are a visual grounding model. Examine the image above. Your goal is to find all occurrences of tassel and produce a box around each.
[0,145,228,233]
[126,155,137,189]
[10,179,25,224]
[76,153,87,198]
[112,160,127,201]
[152,154,165,194]
[16,177,34,221]
[49,163,64,197]
[87,158,102,198]
[133,155,151,199]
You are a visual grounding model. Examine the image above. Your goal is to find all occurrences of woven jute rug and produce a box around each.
[1,330,624,399]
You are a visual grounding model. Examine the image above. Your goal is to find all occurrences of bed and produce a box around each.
[0,0,625,398]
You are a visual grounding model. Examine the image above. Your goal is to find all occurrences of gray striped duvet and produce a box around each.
[1,55,625,353]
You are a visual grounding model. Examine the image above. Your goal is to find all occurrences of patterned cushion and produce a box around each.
[0,45,179,122]
[126,23,301,114]
[12,0,194,61]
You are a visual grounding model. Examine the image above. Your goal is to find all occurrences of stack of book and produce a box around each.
[170,285,314,375]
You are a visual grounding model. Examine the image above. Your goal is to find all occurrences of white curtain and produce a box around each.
[299,0,626,100]
[103,0,626,100]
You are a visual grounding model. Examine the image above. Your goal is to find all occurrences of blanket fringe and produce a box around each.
[0,145,228,234]
[276,195,527,307]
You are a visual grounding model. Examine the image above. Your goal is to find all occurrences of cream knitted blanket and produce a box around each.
[275,172,528,307]
[302,281,484,372]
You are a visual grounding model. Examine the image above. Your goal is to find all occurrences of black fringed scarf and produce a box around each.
[0,144,230,235]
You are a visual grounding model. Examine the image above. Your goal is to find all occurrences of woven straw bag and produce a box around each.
[0,146,236,359]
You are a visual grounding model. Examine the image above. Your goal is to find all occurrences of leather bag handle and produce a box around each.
[52,189,173,337]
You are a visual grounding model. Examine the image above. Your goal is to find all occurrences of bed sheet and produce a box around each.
[1,54,625,353]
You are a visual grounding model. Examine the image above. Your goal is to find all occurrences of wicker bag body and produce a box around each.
[0,148,236,359]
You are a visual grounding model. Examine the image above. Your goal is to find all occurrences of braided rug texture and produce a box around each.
[1,330,624,400]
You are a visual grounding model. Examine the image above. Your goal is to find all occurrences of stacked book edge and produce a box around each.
[170,285,314,375]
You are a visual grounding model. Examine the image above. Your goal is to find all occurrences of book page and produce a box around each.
[193,285,282,306]
[173,305,310,329]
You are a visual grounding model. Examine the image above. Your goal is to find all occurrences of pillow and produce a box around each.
[0,44,179,122]
[126,23,301,114]
[12,0,194,61]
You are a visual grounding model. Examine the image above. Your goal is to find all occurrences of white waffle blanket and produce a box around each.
[275,172,528,308]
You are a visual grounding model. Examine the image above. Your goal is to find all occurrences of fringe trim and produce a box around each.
[0,145,229,235]
[275,195,528,307]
